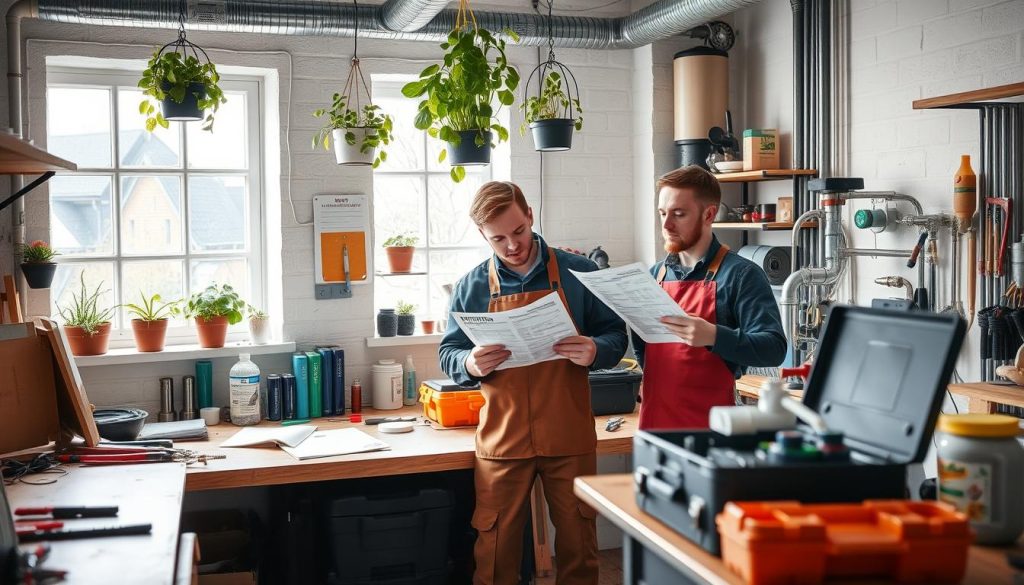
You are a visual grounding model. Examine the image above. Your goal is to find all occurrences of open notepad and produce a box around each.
[220,425,317,449]
[281,428,391,461]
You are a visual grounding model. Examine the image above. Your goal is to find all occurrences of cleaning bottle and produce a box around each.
[229,353,261,426]
[403,354,418,406]
[954,154,976,233]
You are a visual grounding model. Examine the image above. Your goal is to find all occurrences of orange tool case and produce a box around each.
[716,500,972,585]
[419,380,485,428]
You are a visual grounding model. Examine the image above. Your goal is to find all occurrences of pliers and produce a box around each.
[56,446,225,466]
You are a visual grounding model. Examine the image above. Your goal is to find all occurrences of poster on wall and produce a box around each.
[313,194,370,285]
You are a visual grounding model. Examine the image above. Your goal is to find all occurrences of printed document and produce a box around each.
[281,428,391,460]
[220,425,317,449]
[570,263,686,344]
[452,292,578,370]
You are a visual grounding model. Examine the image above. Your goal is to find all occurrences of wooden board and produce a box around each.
[948,382,1024,410]
[714,169,818,183]
[40,318,100,447]
[6,463,185,585]
[575,474,1024,585]
[183,405,638,491]
[913,81,1024,109]
[0,131,77,174]
[0,322,59,454]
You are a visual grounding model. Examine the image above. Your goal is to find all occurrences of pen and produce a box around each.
[16,523,153,543]
[15,506,119,519]
[281,419,311,426]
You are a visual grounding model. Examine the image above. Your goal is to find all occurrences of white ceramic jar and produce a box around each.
[371,359,403,410]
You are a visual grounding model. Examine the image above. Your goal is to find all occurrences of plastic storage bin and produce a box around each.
[589,360,641,415]
[419,380,484,428]
[716,500,972,585]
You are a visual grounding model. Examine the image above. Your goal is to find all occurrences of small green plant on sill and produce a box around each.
[176,283,246,325]
[396,300,417,316]
[57,274,117,336]
[247,304,269,320]
[383,234,419,248]
[312,94,394,168]
[124,291,178,322]
[138,50,227,132]
[520,71,584,134]
[20,240,59,263]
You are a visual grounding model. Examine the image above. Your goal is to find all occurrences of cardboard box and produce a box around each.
[743,129,779,171]
[0,323,58,454]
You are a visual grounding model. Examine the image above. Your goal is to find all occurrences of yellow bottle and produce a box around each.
[954,154,976,233]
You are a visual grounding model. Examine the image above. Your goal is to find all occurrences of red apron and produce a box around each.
[639,244,736,429]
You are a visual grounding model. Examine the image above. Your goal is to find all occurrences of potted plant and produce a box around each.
[123,291,177,352]
[402,4,519,182]
[396,301,417,336]
[138,49,226,132]
[383,233,418,274]
[313,84,394,167]
[178,284,245,348]
[19,240,59,289]
[56,274,116,357]
[247,304,271,345]
[520,70,584,152]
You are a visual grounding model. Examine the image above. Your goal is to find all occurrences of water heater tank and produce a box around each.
[673,47,728,169]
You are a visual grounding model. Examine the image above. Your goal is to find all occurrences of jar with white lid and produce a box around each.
[371,359,403,410]
[937,413,1024,544]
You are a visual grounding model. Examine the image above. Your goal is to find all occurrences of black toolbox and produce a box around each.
[589,361,642,415]
[633,306,965,554]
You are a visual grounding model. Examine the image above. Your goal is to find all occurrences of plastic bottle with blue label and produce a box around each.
[229,353,261,426]
[403,355,417,406]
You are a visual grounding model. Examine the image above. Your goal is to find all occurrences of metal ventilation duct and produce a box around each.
[33,0,762,49]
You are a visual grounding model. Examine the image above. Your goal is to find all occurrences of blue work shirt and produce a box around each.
[632,235,787,378]
[439,234,629,385]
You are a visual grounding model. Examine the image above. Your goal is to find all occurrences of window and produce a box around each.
[45,67,263,341]
[371,79,509,326]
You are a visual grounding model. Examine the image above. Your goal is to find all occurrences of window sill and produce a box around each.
[365,334,443,348]
[74,341,297,368]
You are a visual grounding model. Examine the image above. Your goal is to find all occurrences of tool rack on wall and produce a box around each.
[914,81,1024,383]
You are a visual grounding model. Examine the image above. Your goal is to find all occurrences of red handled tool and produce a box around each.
[986,197,1012,276]
[15,506,118,519]
[17,523,153,543]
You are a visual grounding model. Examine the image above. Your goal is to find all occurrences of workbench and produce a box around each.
[574,474,1023,585]
[948,381,1024,414]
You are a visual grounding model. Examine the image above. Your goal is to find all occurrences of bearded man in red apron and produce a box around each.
[439,182,627,585]
[634,166,787,430]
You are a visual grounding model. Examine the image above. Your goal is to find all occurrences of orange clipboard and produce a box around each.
[320,231,368,282]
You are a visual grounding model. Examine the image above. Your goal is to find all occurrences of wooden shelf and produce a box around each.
[713,221,818,231]
[714,169,818,183]
[375,271,427,277]
[948,382,1024,413]
[913,82,1024,110]
[0,131,77,174]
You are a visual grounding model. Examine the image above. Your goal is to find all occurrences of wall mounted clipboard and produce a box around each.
[313,194,371,299]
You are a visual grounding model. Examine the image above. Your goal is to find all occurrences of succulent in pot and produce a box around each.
[57,274,117,356]
[247,304,271,345]
[396,300,417,336]
[19,240,59,289]
[177,284,245,348]
[124,291,178,352]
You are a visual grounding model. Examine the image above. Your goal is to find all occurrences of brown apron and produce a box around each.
[471,250,599,585]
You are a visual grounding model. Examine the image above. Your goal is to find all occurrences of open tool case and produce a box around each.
[633,306,966,554]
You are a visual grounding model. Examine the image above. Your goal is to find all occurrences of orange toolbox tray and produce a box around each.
[716,500,972,585]
[419,383,485,428]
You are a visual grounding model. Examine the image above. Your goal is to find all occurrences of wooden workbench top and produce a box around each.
[184,405,638,491]
[575,474,1023,585]
[6,463,186,585]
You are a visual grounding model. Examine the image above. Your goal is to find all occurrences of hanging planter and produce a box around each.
[138,2,226,132]
[312,1,393,168]
[521,8,584,153]
[19,240,59,289]
[402,0,519,182]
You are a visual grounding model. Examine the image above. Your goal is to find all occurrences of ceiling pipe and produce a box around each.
[33,0,763,50]
[380,0,448,33]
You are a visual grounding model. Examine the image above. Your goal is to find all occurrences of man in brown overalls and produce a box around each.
[439,181,628,584]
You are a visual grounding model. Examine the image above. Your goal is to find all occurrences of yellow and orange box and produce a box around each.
[419,382,485,428]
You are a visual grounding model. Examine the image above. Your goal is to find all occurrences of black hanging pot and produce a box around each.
[161,81,206,121]
[20,262,57,289]
[529,118,575,152]
[448,130,492,166]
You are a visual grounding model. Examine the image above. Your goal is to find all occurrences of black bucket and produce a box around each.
[529,118,575,152]
[161,82,206,121]
[448,130,492,166]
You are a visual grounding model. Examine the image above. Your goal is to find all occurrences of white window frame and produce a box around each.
[46,67,265,347]
[371,79,497,324]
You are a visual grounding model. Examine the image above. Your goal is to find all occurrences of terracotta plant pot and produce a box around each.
[248,317,271,345]
[131,319,168,352]
[20,262,57,289]
[385,246,415,273]
[421,320,436,334]
[195,316,230,348]
[64,322,112,356]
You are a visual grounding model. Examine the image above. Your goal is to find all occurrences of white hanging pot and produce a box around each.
[332,127,376,166]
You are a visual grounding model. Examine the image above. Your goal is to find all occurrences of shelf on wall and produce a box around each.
[712,221,818,231]
[74,341,297,367]
[0,132,77,174]
[375,271,428,277]
[714,169,818,183]
[913,82,1024,110]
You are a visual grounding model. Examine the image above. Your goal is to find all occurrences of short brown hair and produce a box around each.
[470,181,530,226]
[656,165,721,207]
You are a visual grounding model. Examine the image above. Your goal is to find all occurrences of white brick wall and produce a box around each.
[0,5,646,413]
